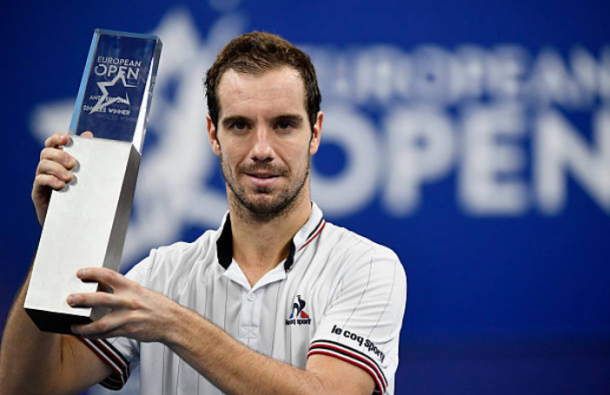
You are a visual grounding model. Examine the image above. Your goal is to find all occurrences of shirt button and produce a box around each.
[248,293,256,302]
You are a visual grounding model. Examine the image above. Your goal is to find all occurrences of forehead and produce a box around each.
[216,67,307,119]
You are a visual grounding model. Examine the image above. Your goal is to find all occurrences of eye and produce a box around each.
[276,121,293,130]
[231,122,248,131]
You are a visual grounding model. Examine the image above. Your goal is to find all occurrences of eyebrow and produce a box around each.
[273,114,304,126]
[221,116,251,129]
[221,114,305,129]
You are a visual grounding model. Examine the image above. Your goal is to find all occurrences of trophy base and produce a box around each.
[25,308,93,335]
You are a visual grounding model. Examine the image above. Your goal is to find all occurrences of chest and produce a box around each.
[161,264,337,365]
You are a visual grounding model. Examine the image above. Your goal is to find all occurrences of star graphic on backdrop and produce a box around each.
[89,72,137,114]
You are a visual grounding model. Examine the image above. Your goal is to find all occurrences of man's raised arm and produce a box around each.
[0,132,110,395]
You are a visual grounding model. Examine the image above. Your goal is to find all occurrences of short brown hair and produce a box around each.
[204,31,321,130]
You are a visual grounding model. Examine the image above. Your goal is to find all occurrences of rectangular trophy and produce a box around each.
[24,29,162,333]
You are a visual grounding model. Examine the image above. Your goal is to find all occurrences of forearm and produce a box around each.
[166,306,326,395]
[0,269,66,394]
[66,268,374,394]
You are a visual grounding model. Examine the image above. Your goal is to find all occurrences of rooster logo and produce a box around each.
[289,295,309,319]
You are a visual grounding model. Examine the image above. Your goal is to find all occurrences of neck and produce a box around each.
[228,190,312,286]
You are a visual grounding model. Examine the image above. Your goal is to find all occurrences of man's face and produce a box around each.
[207,67,323,220]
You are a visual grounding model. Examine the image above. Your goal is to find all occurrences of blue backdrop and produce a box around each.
[1,1,609,394]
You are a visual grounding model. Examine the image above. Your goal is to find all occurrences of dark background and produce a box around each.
[1,1,609,394]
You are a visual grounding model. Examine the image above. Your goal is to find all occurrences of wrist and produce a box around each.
[161,302,193,348]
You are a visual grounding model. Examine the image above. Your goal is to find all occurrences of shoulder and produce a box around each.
[151,228,218,267]
[126,228,220,292]
[316,221,406,289]
[322,221,403,269]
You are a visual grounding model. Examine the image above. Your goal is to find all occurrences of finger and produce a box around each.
[36,159,74,183]
[40,147,76,169]
[76,267,127,290]
[71,312,129,337]
[81,131,94,138]
[44,132,70,148]
[67,291,124,309]
[33,174,68,192]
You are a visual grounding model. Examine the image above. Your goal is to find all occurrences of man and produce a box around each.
[0,32,406,395]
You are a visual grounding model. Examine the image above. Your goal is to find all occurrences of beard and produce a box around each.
[220,153,310,222]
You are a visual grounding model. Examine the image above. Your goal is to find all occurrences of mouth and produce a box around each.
[245,172,281,187]
[247,173,279,179]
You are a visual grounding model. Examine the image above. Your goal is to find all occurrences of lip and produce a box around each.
[245,173,280,187]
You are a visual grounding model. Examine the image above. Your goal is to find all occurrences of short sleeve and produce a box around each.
[308,246,407,395]
[76,256,154,390]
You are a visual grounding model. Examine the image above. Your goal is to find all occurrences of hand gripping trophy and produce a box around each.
[24,30,162,333]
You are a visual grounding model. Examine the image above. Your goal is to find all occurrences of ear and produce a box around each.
[309,111,323,155]
[207,114,221,157]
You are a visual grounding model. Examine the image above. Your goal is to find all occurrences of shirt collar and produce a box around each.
[215,202,325,272]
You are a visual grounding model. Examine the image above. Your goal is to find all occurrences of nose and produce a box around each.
[250,126,274,162]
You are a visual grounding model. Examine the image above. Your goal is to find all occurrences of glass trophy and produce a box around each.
[24,30,162,333]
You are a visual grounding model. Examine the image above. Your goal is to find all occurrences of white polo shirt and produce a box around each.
[80,203,407,394]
